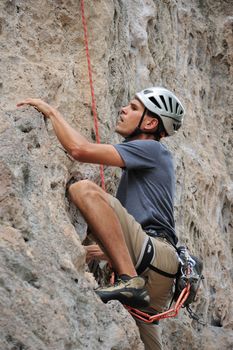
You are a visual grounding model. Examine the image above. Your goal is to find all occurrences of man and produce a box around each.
[17,87,185,349]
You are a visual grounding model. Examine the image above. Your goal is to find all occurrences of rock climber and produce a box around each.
[17,87,185,350]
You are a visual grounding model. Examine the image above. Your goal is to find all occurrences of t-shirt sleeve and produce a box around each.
[113,140,162,169]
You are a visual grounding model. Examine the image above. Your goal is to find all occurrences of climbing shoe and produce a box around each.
[95,275,150,308]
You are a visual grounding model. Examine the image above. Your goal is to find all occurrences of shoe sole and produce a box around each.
[96,290,150,308]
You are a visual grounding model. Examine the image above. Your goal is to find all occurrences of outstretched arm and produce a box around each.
[17,98,124,167]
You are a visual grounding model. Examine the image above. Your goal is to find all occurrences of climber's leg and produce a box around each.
[68,180,137,277]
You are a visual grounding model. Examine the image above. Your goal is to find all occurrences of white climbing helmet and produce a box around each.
[136,87,185,136]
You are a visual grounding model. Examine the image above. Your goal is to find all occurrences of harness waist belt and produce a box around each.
[145,229,176,247]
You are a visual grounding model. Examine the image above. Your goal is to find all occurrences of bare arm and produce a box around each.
[17,98,124,167]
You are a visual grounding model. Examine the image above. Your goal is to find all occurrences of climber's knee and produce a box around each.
[69,179,93,199]
[68,180,107,207]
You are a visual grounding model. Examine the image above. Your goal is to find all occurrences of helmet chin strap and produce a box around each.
[124,108,148,141]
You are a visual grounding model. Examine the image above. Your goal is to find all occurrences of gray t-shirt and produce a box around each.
[114,139,177,245]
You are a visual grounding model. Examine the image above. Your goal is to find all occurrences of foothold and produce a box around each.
[50,181,57,189]
[18,124,33,133]
[28,278,41,289]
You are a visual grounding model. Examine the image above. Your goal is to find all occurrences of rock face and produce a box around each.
[0,0,232,349]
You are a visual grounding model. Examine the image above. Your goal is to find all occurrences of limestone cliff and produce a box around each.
[0,0,232,349]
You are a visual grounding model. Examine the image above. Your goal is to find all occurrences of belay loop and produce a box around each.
[80,0,105,190]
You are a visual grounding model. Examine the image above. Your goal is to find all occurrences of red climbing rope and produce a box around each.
[80,0,105,190]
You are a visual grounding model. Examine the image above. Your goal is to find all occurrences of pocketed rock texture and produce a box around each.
[0,0,232,349]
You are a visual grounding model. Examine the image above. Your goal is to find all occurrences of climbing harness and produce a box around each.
[80,0,105,190]
[127,238,205,324]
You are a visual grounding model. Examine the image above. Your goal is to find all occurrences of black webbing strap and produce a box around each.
[137,108,147,129]
[136,237,155,275]
[148,264,177,278]
[136,237,178,278]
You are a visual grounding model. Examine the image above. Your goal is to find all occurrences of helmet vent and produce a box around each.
[173,123,181,131]
[149,96,161,109]
[144,89,153,94]
[175,102,179,114]
[160,95,168,111]
[169,97,173,113]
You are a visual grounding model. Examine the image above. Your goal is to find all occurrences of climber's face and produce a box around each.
[115,98,145,137]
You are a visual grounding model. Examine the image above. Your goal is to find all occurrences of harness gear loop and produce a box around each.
[125,284,191,324]
[80,0,105,190]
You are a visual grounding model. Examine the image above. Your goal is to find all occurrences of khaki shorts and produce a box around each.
[108,194,179,312]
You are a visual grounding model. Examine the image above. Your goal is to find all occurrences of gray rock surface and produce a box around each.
[0,0,232,349]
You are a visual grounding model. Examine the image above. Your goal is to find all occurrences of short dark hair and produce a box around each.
[146,110,168,140]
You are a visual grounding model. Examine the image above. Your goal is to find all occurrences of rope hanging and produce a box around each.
[80,0,105,190]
